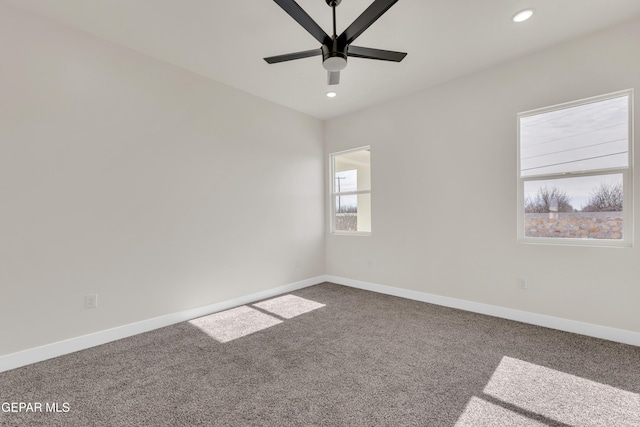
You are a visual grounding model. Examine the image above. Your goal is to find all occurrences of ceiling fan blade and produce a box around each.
[328,71,340,85]
[264,48,322,64]
[338,0,399,45]
[347,45,406,62]
[273,0,331,45]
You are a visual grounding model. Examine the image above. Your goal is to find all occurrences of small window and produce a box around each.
[517,90,633,246]
[330,147,371,234]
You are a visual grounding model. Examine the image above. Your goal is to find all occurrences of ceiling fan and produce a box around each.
[264,0,407,85]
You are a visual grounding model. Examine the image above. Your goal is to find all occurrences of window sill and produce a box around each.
[331,231,371,237]
[517,237,632,248]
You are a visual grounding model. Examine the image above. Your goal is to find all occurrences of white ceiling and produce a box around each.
[7,0,640,119]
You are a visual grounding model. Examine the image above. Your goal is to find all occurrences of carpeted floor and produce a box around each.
[1,282,639,426]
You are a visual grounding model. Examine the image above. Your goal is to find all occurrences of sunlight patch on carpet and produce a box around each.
[455,396,545,427]
[253,294,325,319]
[480,356,640,426]
[189,306,282,343]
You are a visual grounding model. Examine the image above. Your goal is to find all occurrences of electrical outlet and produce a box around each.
[518,279,527,290]
[85,294,98,309]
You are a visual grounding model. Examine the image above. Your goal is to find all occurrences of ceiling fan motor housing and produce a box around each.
[322,38,348,71]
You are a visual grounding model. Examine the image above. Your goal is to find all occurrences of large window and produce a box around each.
[330,147,371,234]
[517,90,633,246]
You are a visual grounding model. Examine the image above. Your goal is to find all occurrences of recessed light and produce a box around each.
[326,91,337,98]
[513,9,534,23]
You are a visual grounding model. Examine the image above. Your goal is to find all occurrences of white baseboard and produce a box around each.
[3,275,638,373]
[0,276,324,373]
[324,275,640,347]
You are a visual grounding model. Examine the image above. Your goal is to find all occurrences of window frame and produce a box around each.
[516,89,634,247]
[330,146,372,236]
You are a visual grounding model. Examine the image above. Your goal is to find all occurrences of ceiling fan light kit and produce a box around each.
[322,42,347,72]
[264,0,407,86]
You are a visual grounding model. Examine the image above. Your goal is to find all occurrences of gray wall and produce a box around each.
[325,18,640,334]
[0,3,325,356]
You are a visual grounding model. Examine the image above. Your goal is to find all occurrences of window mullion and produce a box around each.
[332,190,371,197]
